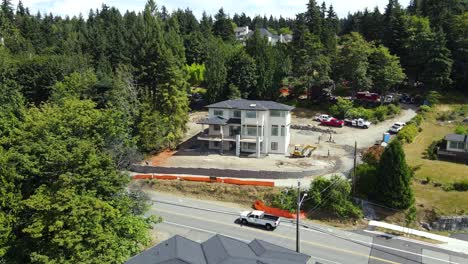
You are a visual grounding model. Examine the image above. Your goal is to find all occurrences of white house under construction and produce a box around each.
[197,99,294,157]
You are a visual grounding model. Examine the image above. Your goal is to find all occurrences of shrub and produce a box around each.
[355,163,378,199]
[426,90,441,105]
[397,124,419,143]
[412,114,424,126]
[424,139,444,160]
[361,145,385,166]
[346,107,373,120]
[387,104,401,116]
[453,181,468,191]
[454,125,467,135]
[374,106,388,121]
[419,105,431,113]
[269,188,298,212]
[329,98,354,119]
[307,176,363,218]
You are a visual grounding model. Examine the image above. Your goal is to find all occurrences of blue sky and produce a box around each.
[15,0,410,19]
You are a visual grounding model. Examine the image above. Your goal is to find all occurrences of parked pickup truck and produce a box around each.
[314,114,331,122]
[320,118,344,127]
[344,118,371,129]
[239,210,280,230]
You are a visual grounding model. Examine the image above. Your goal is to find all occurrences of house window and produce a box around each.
[213,110,223,117]
[271,125,279,136]
[270,110,285,117]
[449,141,464,150]
[213,142,220,148]
[281,125,286,137]
[244,125,257,136]
[246,111,257,118]
[242,142,256,150]
[213,125,220,131]
[271,142,278,151]
[233,110,241,118]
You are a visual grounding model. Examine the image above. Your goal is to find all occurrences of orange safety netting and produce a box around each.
[131,175,274,187]
[253,200,306,219]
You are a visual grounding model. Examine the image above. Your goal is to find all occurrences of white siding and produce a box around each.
[205,106,291,155]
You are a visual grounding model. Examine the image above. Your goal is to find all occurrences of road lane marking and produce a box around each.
[153,208,398,264]
[162,221,343,264]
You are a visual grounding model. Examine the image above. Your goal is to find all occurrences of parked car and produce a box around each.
[314,114,331,122]
[389,122,406,133]
[239,210,280,230]
[321,118,344,127]
[344,118,371,129]
[384,95,394,104]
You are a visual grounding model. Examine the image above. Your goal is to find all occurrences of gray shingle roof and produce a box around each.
[197,116,229,125]
[445,134,467,142]
[126,235,206,264]
[126,234,310,264]
[205,99,294,111]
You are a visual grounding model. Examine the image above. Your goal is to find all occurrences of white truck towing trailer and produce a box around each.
[239,210,280,230]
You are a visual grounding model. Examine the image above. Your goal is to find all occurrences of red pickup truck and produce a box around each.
[321,118,344,127]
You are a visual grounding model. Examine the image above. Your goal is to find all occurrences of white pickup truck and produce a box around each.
[314,114,331,122]
[239,210,280,230]
[344,118,371,129]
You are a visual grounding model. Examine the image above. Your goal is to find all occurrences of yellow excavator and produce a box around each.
[290,144,317,158]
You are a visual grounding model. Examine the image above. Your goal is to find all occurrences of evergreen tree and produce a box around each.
[213,8,234,41]
[421,30,453,89]
[368,45,406,95]
[226,48,257,98]
[376,139,414,209]
[246,30,276,99]
[305,0,322,35]
[200,11,213,35]
[336,32,373,92]
[204,38,227,102]
[1,0,14,22]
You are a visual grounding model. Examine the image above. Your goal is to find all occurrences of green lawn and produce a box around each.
[403,105,468,215]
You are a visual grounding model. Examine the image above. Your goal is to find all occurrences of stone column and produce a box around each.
[236,134,240,157]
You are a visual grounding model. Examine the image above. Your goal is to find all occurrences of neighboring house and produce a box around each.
[438,134,468,163]
[126,234,310,264]
[197,99,294,157]
[235,27,292,45]
[234,26,250,42]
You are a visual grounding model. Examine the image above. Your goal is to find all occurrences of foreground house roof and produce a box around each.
[126,234,310,264]
[205,99,294,111]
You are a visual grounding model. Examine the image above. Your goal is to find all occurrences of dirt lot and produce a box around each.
[145,105,417,178]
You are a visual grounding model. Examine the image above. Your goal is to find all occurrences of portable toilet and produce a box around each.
[383,133,391,143]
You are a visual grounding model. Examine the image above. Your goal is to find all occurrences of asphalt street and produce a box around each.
[147,192,468,264]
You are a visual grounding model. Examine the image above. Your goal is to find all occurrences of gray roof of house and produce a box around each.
[126,234,310,264]
[205,99,294,111]
[445,134,467,142]
[197,116,229,125]
[125,235,206,264]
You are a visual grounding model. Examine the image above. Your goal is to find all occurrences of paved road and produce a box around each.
[147,192,468,264]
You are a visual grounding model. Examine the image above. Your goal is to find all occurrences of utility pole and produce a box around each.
[353,141,357,195]
[296,181,300,253]
[296,181,307,253]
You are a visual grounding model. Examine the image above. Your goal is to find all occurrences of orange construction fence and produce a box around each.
[132,174,274,187]
[253,200,306,219]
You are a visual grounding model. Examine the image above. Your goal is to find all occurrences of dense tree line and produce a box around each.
[341,0,467,91]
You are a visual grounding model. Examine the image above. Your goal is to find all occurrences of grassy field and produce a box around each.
[403,104,468,216]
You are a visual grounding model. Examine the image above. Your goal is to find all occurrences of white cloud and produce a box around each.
[15,0,410,19]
